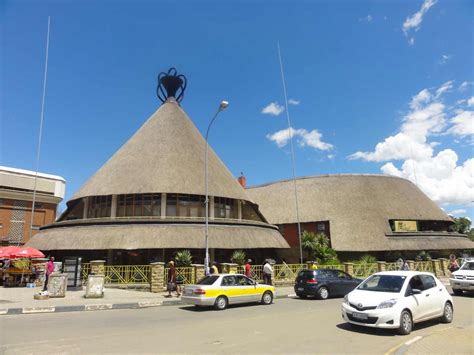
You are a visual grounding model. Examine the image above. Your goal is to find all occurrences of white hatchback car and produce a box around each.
[341,271,453,335]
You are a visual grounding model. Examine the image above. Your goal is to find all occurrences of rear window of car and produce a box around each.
[357,275,406,293]
[298,270,317,279]
[197,276,219,285]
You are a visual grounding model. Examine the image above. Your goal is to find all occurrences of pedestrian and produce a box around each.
[244,259,252,278]
[263,259,273,285]
[401,259,410,271]
[43,256,55,291]
[166,261,180,297]
[211,262,219,275]
[448,259,459,272]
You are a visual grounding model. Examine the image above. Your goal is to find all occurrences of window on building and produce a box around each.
[166,194,177,216]
[317,222,326,232]
[87,196,111,218]
[34,202,44,209]
[165,194,206,218]
[117,194,161,217]
[214,197,236,219]
[62,199,84,221]
[241,201,263,222]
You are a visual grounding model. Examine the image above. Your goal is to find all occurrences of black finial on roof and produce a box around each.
[157,67,187,103]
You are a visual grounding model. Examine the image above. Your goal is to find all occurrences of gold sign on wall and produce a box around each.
[394,220,418,232]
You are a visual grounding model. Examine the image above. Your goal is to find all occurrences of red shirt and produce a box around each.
[244,263,251,277]
[46,261,55,275]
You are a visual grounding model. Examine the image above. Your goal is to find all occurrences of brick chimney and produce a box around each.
[237,172,246,188]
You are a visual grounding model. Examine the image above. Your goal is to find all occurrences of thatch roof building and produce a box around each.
[247,174,473,256]
[28,70,289,262]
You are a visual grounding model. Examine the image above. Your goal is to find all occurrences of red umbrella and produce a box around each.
[0,246,20,259]
[12,247,45,259]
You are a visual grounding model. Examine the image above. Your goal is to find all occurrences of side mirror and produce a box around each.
[411,288,422,295]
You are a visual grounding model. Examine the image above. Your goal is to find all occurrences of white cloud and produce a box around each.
[448,209,467,216]
[458,81,472,91]
[350,81,474,206]
[448,110,474,138]
[380,152,474,206]
[327,154,335,160]
[439,54,451,65]
[402,0,437,44]
[359,15,373,22]
[267,127,333,151]
[262,102,284,116]
[468,97,474,106]
[288,99,300,106]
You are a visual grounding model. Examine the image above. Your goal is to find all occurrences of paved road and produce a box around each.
[1,295,472,354]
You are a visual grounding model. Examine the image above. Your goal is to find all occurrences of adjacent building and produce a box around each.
[0,166,65,246]
[248,174,473,260]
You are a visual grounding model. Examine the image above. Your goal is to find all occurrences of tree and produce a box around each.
[451,217,471,234]
[174,250,193,267]
[230,250,246,265]
[301,231,338,264]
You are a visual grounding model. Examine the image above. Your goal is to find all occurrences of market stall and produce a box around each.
[0,246,45,287]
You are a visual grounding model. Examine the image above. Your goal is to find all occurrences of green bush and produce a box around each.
[230,250,246,265]
[358,254,377,264]
[415,251,431,261]
[301,231,338,264]
[174,250,193,267]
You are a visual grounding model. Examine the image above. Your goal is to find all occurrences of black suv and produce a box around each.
[294,269,362,299]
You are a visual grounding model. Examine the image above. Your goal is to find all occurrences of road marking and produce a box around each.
[0,309,8,315]
[138,301,163,307]
[22,307,55,314]
[404,336,422,346]
[84,304,112,311]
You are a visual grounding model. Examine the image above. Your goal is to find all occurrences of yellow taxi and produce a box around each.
[181,274,275,310]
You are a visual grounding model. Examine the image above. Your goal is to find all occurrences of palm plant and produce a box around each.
[230,250,246,265]
[174,250,193,267]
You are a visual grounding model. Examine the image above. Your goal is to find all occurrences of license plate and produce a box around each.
[297,287,304,291]
[352,312,368,320]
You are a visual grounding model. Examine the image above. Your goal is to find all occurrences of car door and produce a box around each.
[405,275,429,321]
[324,270,342,295]
[336,270,357,295]
[221,276,236,304]
[419,274,444,318]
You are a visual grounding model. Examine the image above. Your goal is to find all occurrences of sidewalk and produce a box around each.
[0,285,296,316]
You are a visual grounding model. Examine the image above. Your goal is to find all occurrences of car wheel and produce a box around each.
[398,310,413,335]
[261,291,273,305]
[214,296,228,310]
[440,302,453,323]
[452,289,463,296]
[317,287,329,300]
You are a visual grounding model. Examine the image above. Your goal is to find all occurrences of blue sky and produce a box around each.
[1,0,473,217]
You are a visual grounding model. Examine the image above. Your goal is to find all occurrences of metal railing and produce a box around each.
[413,261,433,272]
[164,267,196,285]
[104,265,151,284]
[385,262,400,272]
[81,263,90,283]
[274,264,306,281]
[352,263,379,278]
[237,265,264,282]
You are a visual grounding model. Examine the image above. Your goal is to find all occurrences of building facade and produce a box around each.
[0,166,65,246]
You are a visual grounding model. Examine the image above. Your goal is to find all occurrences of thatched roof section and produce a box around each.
[27,224,289,250]
[247,174,473,252]
[72,100,250,202]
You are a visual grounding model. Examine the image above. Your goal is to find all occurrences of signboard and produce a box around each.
[394,220,418,232]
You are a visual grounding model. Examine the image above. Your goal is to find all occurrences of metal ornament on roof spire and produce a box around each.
[157,67,187,103]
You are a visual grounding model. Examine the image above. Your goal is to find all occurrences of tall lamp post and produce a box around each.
[204,100,229,275]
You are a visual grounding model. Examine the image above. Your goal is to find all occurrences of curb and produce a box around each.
[0,292,296,316]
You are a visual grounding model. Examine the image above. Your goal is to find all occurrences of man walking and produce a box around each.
[263,260,273,285]
[244,259,252,278]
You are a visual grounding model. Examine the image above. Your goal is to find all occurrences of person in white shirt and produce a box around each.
[263,260,273,285]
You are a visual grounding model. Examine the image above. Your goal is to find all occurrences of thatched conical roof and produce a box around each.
[72,99,250,201]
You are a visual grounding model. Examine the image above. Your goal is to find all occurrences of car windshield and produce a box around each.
[357,275,406,293]
[197,276,219,285]
[460,262,474,271]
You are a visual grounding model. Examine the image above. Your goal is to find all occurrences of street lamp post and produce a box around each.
[204,101,229,276]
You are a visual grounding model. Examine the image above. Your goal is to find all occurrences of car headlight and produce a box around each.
[377,298,398,309]
[343,295,349,305]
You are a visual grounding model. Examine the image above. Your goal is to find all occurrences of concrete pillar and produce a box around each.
[439,258,449,276]
[220,263,238,274]
[407,260,415,271]
[111,195,117,218]
[150,262,165,293]
[210,197,215,219]
[83,197,89,219]
[193,264,205,283]
[107,250,114,265]
[161,193,166,218]
[344,262,354,277]
[90,260,105,275]
[431,259,442,277]
[237,200,242,220]
[377,261,386,272]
